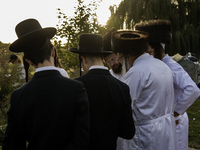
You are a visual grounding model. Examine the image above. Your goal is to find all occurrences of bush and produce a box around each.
[0,48,23,123]
[0,125,6,147]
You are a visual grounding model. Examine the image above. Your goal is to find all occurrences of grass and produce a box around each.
[188,97,200,149]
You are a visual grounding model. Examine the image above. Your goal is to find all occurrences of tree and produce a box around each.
[106,0,200,57]
[0,48,23,124]
[54,0,105,78]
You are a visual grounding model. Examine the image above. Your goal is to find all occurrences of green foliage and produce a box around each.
[0,125,6,147]
[106,0,200,57]
[0,48,23,124]
[0,42,9,49]
[187,97,200,149]
[54,0,106,78]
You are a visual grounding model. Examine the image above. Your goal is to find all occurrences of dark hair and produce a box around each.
[53,46,62,68]
[149,43,164,60]
[197,82,200,89]
[24,38,52,66]
[128,45,147,57]
[23,56,29,83]
[9,54,18,62]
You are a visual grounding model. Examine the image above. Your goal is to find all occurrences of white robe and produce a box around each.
[123,53,177,150]
[163,54,200,150]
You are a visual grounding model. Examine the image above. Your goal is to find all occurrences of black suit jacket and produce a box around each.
[76,69,135,150]
[3,70,90,150]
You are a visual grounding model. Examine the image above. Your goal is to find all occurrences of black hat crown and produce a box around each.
[16,19,43,38]
[69,33,112,55]
[9,18,56,52]
[102,28,117,52]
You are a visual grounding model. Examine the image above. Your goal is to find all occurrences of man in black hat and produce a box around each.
[111,30,177,150]
[3,18,90,150]
[103,28,126,82]
[69,33,135,150]
[135,19,200,150]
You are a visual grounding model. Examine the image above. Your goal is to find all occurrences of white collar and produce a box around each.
[36,66,57,72]
[160,43,165,49]
[89,66,108,70]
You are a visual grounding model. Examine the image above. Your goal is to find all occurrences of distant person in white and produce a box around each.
[9,54,26,86]
[52,45,69,78]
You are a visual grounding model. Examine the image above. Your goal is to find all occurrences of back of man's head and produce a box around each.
[24,38,52,66]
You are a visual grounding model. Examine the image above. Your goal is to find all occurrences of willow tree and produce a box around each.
[106,0,200,57]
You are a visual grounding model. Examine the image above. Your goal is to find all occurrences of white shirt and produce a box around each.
[124,53,177,150]
[89,65,108,70]
[36,66,69,78]
[163,54,200,114]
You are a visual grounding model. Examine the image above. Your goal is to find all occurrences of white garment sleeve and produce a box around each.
[172,63,200,114]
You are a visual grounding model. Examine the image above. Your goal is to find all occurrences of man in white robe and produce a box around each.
[135,19,200,150]
[111,30,177,150]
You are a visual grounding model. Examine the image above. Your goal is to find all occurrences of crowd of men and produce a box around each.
[3,18,200,150]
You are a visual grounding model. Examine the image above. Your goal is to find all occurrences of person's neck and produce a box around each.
[36,57,54,68]
[161,52,166,60]
[88,57,104,68]
[91,61,104,67]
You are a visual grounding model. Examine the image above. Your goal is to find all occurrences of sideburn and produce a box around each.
[150,43,163,60]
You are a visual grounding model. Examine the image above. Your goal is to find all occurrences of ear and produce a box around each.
[127,54,132,59]
[25,59,34,66]
[51,46,55,57]
[80,56,87,63]
[101,56,104,61]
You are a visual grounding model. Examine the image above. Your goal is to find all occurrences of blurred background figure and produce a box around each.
[9,54,25,86]
[52,45,69,78]
[103,28,126,82]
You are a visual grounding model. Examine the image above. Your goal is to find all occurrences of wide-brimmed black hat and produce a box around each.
[102,28,117,52]
[111,30,149,55]
[69,33,112,55]
[134,20,172,44]
[9,18,56,52]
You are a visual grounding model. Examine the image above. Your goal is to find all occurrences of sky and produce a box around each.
[0,0,122,44]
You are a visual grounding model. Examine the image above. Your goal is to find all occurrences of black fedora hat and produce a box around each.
[69,33,112,55]
[111,30,149,55]
[9,18,56,52]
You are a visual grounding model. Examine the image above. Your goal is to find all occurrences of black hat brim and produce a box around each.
[69,47,112,55]
[9,27,56,52]
[111,30,149,54]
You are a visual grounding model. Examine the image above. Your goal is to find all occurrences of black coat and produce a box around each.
[76,69,135,150]
[3,70,90,150]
